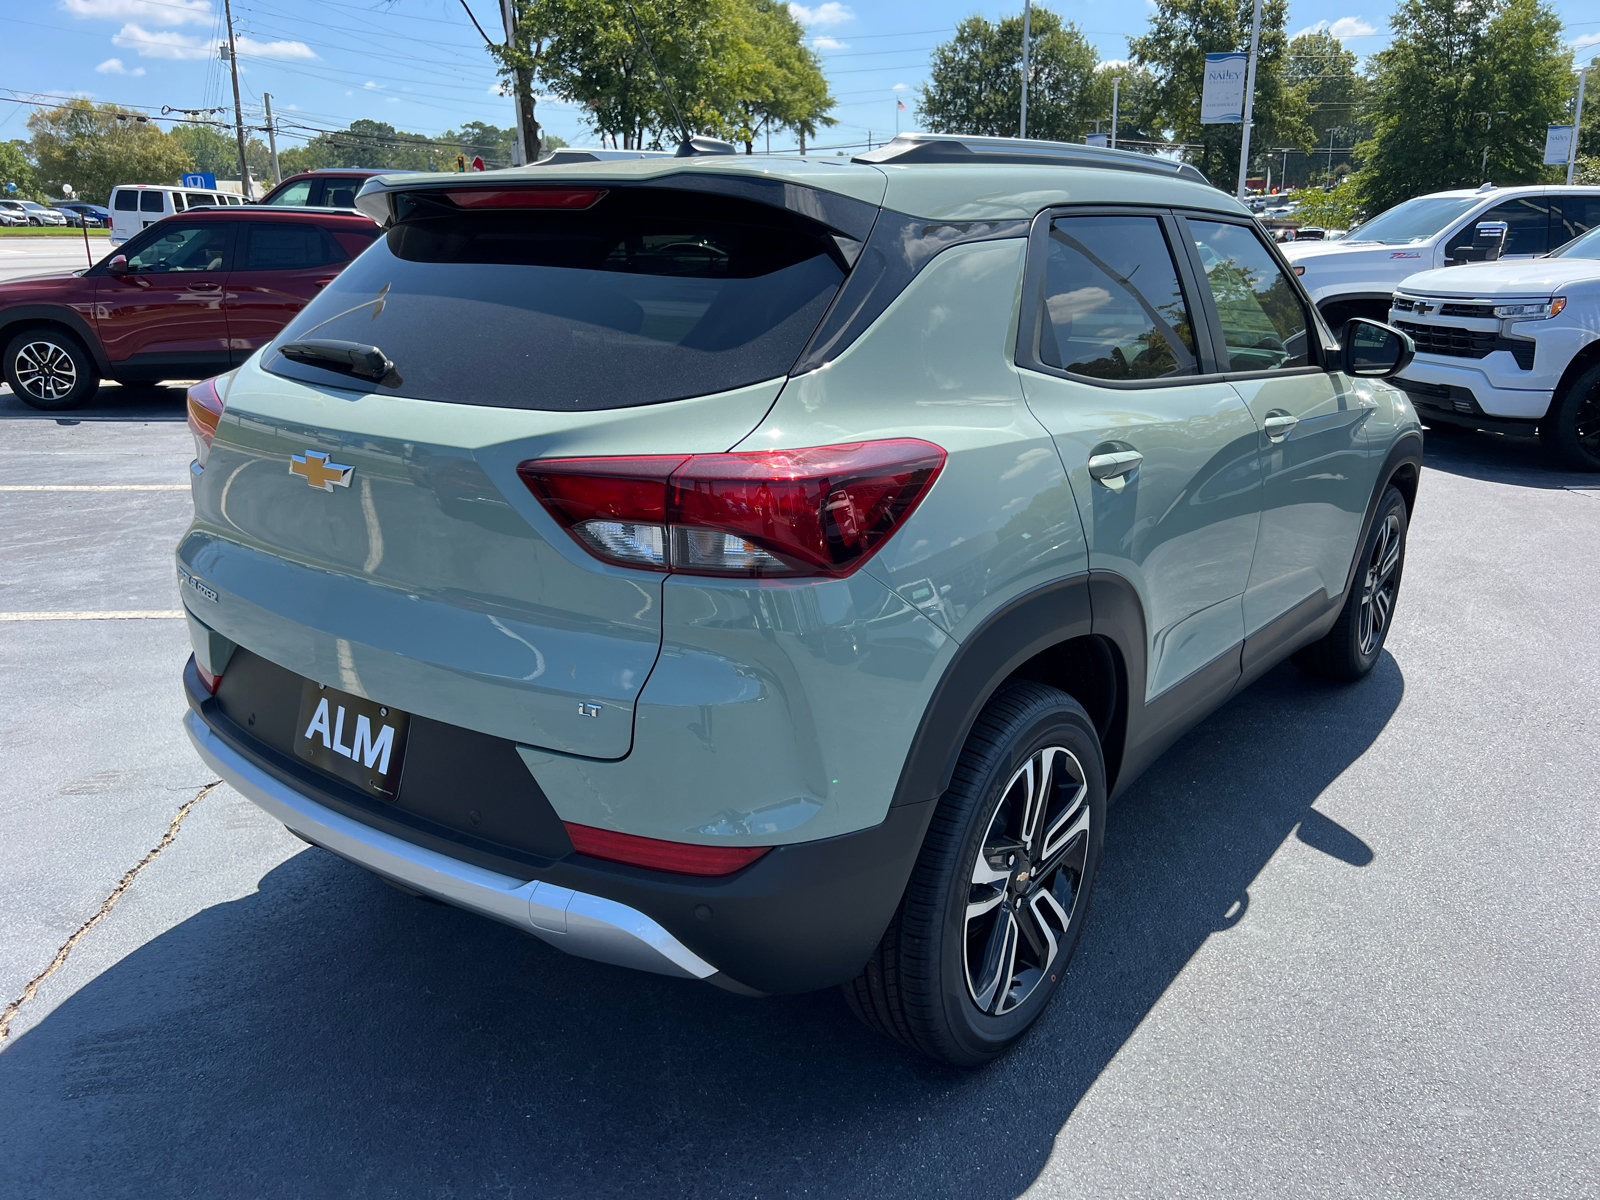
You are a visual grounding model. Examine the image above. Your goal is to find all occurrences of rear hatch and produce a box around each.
[180,173,869,759]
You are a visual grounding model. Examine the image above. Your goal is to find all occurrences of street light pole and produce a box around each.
[1019,0,1032,139]
[221,0,251,198]
[1571,59,1593,186]
[263,92,281,185]
[1235,0,1264,198]
[1111,75,1122,149]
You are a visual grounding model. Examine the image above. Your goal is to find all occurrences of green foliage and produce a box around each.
[1354,0,1572,212]
[1096,63,1169,150]
[169,123,275,182]
[1291,183,1365,229]
[728,0,835,152]
[0,140,41,200]
[1130,0,1314,186]
[26,100,194,205]
[917,8,1106,142]
[1284,29,1367,186]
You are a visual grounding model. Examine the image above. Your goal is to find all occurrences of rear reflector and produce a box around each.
[446,187,607,210]
[563,823,771,876]
[518,440,945,578]
[186,376,226,459]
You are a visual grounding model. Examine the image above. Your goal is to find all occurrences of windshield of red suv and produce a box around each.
[1343,195,1483,245]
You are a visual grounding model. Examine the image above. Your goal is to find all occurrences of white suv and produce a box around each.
[1284,186,1600,332]
[1387,224,1600,470]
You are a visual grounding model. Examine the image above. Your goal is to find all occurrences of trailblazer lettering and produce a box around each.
[303,697,395,774]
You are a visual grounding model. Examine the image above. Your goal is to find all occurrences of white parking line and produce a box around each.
[0,484,190,491]
[0,611,185,621]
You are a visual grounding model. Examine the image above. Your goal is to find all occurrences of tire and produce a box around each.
[4,328,100,411]
[844,682,1106,1067]
[1293,485,1408,681]
[1539,362,1600,472]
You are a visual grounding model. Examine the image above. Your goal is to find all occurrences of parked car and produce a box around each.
[260,169,394,210]
[108,183,245,245]
[0,199,68,227]
[176,134,1422,1066]
[0,206,379,409]
[1390,223,1600,470]
[54,201,112,228]
[0,207,25,228]
[1284,185,1600,331]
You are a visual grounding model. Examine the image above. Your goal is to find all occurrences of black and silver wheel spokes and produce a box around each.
[1358,513,1402,657]
[964,746,1092,1015]
[14,340,78,401]
[1576,389,1600,455]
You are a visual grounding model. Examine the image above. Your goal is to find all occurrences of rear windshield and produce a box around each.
[261,186,848,410]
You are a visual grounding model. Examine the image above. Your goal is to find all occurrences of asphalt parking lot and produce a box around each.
[1,375,1597,1198]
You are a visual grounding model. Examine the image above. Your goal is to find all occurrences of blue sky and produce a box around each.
[4,0,1598,158]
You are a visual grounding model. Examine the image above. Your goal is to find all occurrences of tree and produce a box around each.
[1355,0,1571,212]
[0,140,41,200]
[27,100,193,205]
[1095,62,1168,150]
[278,119,438,172]
[728,0,834,154]
[1129,0,1313,187]
[169,123,274,182]
[1284,29,1366,187]
[918,8,1106,142]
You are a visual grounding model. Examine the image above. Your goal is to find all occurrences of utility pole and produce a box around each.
[263,92,282,185]
[1235,0,1263,198]
[1111,75,1122,149]
[500,0,540,164]
[221,0,252,198]
[1571,58,1593,186]
[1478,110,1507,181]
[1019,0,1032,139]
[1325,126,1335,187]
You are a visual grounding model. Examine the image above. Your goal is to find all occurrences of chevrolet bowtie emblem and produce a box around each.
[289,451,354,491]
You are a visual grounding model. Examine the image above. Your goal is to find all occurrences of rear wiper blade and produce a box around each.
[277,339,402,387]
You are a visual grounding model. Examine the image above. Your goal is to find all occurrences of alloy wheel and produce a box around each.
[14,340,79,402]
[1358,512,1402,656]
[964,745,1093,1016]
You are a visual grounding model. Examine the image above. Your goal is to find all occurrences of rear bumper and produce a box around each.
[183,655,935,994]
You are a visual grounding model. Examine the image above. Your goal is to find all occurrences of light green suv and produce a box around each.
[177,134,1423,1066]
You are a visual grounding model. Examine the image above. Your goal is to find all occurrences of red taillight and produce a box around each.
[446,187,607,210]
[196,661,222,695]
[564,822,770,876]
[517,439,945,578]
[186,377,226,461]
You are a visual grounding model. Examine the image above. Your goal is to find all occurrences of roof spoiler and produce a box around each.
[852,134,1211,187]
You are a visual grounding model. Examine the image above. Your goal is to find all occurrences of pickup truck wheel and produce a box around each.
[1539,363,1600,472]
[1294,486,1408,681]
[4,329,101,411]
[843,682,1105,1067]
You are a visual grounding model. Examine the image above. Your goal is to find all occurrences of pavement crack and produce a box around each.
[0,780,222,1045]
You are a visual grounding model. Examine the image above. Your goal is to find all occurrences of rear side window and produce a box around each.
[264,186,848,411]
[322,179,360,208]
[1553,195,1600,246]
[187,192,216,206]
[1040,215,1198,380]
[114,190,138,212]
[243,223,342,270]
[1446,197,1551,258]
[267,179,313,206]
[139,191,166,213]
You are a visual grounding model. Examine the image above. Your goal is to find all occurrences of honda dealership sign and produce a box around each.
[1201,52,1249,124]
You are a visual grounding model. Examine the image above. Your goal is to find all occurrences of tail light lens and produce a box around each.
[518,439,945,579]
[564,822,770,876]
[446,186,607,210]
[186,377,226,464]
[196,661,222,695]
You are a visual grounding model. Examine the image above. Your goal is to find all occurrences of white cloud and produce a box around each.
[787,2,852,28]
[1329,16,1377,37]
[892,81,909,91]
[235,34,315,59]
[811,36,847,50]
[386,96,400,103]
[1098,58,1129,71]
[363,80,382,90]
[61,0,212,27]
[113,23,211,58]
[1572,32,1600,53]
[95,56,145,75]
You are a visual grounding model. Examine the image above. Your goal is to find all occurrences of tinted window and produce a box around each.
[123,222,233,273]
[243,223,341,270]
[139,191,166,213]
[1039,215,1198,380]
[113,190,139,212]
[1187,219,1310,371]
[323,180,360,208]
[268,179,313,206]
[264,187,847,411]
[1552,195,1600,247]
[1446,197,1551,258]
[187,192,216,206]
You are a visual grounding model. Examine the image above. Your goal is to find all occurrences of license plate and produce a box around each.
[294,681,410,798]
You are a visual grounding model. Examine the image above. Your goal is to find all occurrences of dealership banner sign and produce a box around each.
[1544,125,1574,166]
[1201,53,1249,124]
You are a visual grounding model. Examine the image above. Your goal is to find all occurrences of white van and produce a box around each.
[108,183,244,245]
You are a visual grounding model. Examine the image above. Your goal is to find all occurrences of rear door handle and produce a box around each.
[187,281,220,291]
[314,277,336,290]
[1087,449,1143,491]
[1263,412,1299,442]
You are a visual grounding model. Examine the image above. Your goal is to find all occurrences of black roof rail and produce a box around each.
[852,133,1212,187]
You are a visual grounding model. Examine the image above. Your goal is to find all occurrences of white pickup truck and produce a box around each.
[1384,224,1600,470]
[1282,185,1600,331]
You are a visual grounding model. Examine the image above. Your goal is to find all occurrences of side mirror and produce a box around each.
[108,254,129,275]
[1341,318,1414,379]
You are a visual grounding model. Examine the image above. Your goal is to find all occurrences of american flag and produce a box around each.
[897,99,907,110]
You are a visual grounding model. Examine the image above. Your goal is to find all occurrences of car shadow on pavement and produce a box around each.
[1419,423,1597,490]
[0,657,1401,1200]
[0,382,188,422]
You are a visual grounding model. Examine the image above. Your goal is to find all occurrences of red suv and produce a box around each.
[0,206,379,410]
